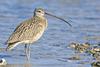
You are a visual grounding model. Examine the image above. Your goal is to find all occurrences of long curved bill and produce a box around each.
[45,12,72,27]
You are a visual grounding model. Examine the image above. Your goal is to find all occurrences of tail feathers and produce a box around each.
[6,42,19,51]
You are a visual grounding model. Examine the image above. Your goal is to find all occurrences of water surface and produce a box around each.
[0,0,100,67]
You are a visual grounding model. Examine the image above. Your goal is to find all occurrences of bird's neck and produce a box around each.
[34,15,45,20]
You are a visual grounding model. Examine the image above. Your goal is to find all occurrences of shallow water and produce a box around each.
[0,0,100,67]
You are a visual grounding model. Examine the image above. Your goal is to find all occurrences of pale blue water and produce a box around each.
[0,0,100,67]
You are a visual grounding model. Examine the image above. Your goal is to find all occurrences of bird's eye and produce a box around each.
[37,11,41,12]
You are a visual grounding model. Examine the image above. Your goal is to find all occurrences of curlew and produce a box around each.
[6,8,72,60]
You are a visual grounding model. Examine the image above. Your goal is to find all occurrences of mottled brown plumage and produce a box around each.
[6,8,48,60]
[7,17,47,44]
[6,8,47,50]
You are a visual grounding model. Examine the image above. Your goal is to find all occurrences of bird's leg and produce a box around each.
[25,44,30,60]
[25,44,27,59]
[27,44,31,60]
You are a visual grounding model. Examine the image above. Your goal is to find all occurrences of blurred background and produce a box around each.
[0,0,100,67]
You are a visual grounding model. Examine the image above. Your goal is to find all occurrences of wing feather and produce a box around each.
[7,17,47,44]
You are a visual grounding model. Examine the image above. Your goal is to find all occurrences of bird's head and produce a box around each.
[34,8,72,27]
[34,8,45,18]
